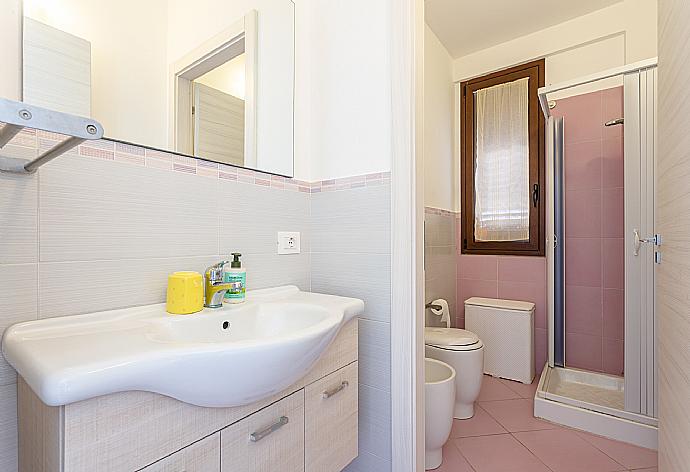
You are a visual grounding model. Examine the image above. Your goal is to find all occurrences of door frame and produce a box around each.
[390,0,424,470]
[168,10,257,168]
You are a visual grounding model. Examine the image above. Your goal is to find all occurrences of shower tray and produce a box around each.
[534,364,658,449]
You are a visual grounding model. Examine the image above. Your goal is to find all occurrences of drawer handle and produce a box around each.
[322,380,349,399]
[249,416,289,442]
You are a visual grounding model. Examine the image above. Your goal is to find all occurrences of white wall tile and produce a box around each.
[38,256,220,318]
[311,185,390,254]
[0,264,37,386]
[358,319,390,392]
[219,181,311,255]
[311,253,391,323]
[39,155,219,262]
[0,383,17,472]
[0,170,37,264]
[357,384,391,461]
[241,253,310,291]
[343,450,391,472]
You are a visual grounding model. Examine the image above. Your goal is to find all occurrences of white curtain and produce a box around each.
[474,77,530,242]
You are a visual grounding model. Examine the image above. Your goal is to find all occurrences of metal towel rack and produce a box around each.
[0,97,104,175]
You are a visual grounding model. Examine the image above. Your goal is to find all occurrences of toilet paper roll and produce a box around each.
[430,298,451,328]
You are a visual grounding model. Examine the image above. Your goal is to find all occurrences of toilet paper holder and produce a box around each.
[425,302,442,311]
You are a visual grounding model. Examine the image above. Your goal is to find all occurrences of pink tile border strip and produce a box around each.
[3,135,391,192]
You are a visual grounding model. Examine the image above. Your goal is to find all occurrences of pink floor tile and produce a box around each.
[477,375,521,402]
[435,441,474,472]
[449,404,507,438]
[480,398,560,433]
[576,431,657,469]
[499,377,538,399]
[514,429,626,472]
[454,434,551,472]
[630,468,657,472]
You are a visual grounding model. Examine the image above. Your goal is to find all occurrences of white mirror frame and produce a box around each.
[168,10,258,168]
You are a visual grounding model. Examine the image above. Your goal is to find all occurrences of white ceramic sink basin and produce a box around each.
[2,286,363,408]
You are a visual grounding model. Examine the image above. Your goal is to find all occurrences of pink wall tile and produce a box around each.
[553,91,603,144]
[602,338,624,375]
[602,138,624,188]
[457,278,498,318]
[565,238,602,287]
[603,289,625,340]
[535,327,548,370]
[566,332,603,371]
[602,87,624,139]
[561,87,624,376]
[457,254,498,280]
[498,281,546,329]
[601,188,624,238]
[564,140,602,190]
[497,256,545,284]
[602,238,624,289]
[565,190,602,238]
[565,285,602,336]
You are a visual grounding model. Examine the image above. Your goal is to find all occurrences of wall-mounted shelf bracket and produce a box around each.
[0,97,104,175]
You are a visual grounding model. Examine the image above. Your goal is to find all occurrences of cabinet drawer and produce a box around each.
[141,433,220,472]
[305,362,358,472]
[220,390,304,472]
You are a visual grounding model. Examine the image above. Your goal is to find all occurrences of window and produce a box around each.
[460,60,545,256]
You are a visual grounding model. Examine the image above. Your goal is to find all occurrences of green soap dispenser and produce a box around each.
[223,253,246,304]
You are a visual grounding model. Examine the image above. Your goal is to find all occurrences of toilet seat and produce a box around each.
[424,327,483,351]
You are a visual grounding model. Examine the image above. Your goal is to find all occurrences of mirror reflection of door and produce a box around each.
[192,54,246,167]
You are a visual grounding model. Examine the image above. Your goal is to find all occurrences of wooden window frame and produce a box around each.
[460,59,545,256]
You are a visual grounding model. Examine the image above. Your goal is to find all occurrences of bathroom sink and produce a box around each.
[1,286,363,408]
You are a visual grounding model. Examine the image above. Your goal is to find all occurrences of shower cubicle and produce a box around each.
[534,59,659,449]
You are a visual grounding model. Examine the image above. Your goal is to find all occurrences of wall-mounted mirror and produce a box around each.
[21,0,295,176]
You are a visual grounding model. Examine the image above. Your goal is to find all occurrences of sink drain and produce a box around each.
[222,321,230,330]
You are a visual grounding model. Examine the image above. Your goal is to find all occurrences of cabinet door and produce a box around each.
[141,433,220,471]
[220,390,304,472]
[305,362,358,472]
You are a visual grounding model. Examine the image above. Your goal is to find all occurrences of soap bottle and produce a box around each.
[223,253,246,304]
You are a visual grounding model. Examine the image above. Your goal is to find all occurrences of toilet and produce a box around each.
[425,327,484,419]
[424,357,456,470]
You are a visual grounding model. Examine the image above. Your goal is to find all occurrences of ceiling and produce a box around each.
[425,0,623,58]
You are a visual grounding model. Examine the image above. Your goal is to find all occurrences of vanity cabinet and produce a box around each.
[141,434,220,472]
[221,390,305,472]
[18,320,358,472]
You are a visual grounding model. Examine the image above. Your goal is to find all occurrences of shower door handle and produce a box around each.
[633,229,662,256]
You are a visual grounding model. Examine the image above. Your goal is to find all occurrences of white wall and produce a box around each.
[0,0,22,101]
[452,0,657,86]
[657,0,690,468]
[294,0,392,181]
[423,25,454,211]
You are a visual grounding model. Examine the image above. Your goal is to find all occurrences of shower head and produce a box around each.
[605,118,624,127]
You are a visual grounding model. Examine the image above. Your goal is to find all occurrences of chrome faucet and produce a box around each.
[204,261,240,308]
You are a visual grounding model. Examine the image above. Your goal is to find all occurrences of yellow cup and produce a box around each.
[166,271,204,315]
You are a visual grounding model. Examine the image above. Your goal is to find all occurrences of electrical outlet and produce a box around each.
[277,232,300,255]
